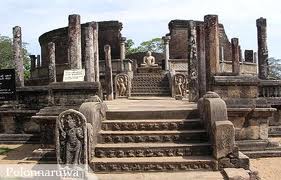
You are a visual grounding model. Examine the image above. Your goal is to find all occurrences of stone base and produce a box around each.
[0,134,41,144]
[237,139,281,158]
[26,148,56,162]
[269,125,281,137]
[137,66,162,73]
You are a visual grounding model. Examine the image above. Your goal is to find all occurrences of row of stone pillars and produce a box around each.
[187,15,269,102]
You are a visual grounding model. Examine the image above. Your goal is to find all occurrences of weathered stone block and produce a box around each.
[213,120,235,159]
[223,168,250,180]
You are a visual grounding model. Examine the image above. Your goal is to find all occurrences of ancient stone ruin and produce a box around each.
[0,13,280,179]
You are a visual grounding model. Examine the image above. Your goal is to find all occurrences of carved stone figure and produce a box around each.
[141,51,158,67]
[115,73,130,98]
[56,109,87,165]
[174,73,187,99]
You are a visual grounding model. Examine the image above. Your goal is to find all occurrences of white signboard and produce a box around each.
[63,69,85,82]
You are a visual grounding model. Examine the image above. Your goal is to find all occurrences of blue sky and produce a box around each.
[0,0,281,58]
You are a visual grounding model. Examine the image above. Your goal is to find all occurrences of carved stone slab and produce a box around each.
[115,73,131,98]
[56,109,88,165]
[173,73,188,99]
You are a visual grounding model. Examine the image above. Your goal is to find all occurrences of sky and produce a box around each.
[0,0,281,58]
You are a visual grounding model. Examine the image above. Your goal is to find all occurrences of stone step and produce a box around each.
[98,130,208,144]
[242,150,281,158]
[90,156,218,172]
[94,142,211,158]
[130,93,171,97]
[0,134,41,144]
[101,119,203,131]
[106,109,199,120]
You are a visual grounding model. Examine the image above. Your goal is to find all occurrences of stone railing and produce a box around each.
[198,92,249,169]
[219,61,257,75]
[259,80,281,97]
[168,59,188,72]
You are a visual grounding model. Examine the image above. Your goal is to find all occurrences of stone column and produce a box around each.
[92,22,99,82]
[244,50,254,63]
[68,14,82,69]
[196,23,207,98]
[29,55,36,70]
[188,21,199,102]
[84,22,95,82]
[104,45,113,100]
[36,55,41,67]
[120,37,126,72]
[204,15,220,91]
[254,52,257,63]
[48,42,56,83]
[13,26,24,87]
[256,17,269,79]
[231,38,240,75]
[162,35,171,71]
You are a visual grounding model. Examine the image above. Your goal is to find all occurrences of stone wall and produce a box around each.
[220,61,257,75]
[168,20,232,62]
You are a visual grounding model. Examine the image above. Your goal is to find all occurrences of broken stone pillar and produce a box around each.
[84,22,95,82]
[13,26,24,87]
[48,42,56,83]
[162,35,171,71]
[120,37,126,72]
[253,52,257,63]
[68,14,82,69]
[93,22,99,82]
[29,55,36,70]
[256,17,269,79]
[239,45,242,62]
[188,21,199,102]
[196,23,207,98]
[231,38,240,75]
[36,55,41,67]
[204,15,220,91]
[104,45,113,100]
[244,50,254,63]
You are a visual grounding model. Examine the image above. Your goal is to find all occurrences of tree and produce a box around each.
[0,35,30,79]
[125,38,164,55]
[268,57,281,79]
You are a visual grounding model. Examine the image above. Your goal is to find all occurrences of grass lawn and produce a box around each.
[0,147,12,155]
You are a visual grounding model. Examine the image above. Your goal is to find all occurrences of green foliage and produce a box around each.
[268,57,281,79]
[125,38,164,55]
[0,35,30,79]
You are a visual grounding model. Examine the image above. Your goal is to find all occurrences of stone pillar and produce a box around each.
[84,22,95,82]
[204,15,220,91]
[29,55,36,70]
[244,50,254,63]
[13,26,24,87]
[120,37,126,72]
[253,52,257,63]
[48,42,56,83]
[231,38,240,75]
[188,21,199,102]
[256,17,269,79]
[93,22,99,82]
[104,45,113,100]
[162,35,171,71]
[239,45,242,62]
[68,14,82,69]
[196,23,207,98]
[36,55,41,67]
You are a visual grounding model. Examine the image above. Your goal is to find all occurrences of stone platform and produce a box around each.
[137,66,162,73]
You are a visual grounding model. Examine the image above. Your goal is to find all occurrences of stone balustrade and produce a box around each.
[259,80,281,97]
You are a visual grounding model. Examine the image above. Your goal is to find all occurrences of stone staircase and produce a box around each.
[90,100,218,172]
[131,72,171,96]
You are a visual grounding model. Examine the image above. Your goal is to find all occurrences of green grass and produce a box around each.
[0,147,12,155]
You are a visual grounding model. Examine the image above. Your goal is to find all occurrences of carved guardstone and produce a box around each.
[115,73,131,98]
[56,109,87,165]
[173,73,187,100]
